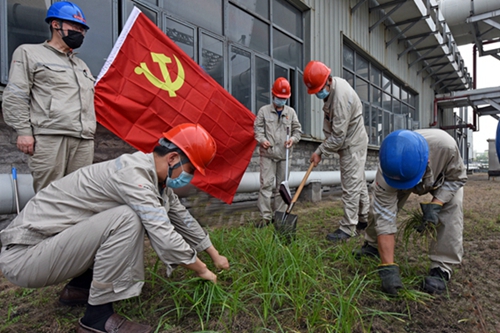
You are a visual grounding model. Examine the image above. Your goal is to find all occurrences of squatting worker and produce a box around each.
[254,77,302,227]
[354,129,466,295]
[2,2,95,193]
[0,123,230,333]
[303,60,370,241]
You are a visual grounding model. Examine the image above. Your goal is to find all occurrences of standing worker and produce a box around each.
[355,129,467,295]
[254,77,302,227]
[303,61,369,241]
[0,123,230,332]
[2,2,96,193]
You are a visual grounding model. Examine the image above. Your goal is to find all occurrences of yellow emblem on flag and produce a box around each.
[134,52,185,97]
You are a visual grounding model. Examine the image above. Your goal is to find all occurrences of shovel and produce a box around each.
[274,161,315,243]
[278,127,292,206]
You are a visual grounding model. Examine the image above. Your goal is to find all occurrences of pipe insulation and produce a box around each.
[0,170,377,214]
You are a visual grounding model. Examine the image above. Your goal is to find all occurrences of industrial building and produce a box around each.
[1,0,500,212]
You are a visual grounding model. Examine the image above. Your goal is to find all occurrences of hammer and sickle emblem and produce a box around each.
[134,53,185,97]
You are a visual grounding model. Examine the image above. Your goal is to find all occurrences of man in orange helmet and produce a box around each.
[254,77,302,227]
[0,123,230,333]
[303,61,369,242]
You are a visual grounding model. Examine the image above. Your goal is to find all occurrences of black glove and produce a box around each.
[416,202,443,233]
[377,264,403,295]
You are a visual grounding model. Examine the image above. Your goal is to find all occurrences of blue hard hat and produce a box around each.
[45,2,89,30]
[379,130,429,190]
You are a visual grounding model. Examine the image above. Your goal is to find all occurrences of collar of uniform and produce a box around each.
[43,40,76,57]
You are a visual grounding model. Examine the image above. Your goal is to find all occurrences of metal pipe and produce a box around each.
[0,173,35,215]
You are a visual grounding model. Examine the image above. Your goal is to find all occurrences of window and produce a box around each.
[343,43,418,146]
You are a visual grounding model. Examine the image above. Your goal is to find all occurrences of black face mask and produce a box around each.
[62,30,85,49]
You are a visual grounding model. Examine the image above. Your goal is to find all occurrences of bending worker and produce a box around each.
[2,2,96,192]
[303,60,369,241]
[0,123,230,333]
[254,77,302,227]
[355,129,467,295]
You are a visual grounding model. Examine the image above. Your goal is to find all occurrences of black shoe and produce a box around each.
[353,242,380,259]
[356,221,368,230]
[422,267,449,294]
[326,228,352,242]
[255,219,271,228]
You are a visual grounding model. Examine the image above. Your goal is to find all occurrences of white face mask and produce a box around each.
[315,87,330,99]
[167,159,194,189]
[273,97,287,107]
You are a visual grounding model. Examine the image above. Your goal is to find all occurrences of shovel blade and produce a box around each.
[273,211,297,244]
[279,181,292,206]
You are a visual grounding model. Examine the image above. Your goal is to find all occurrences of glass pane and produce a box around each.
[401,88,408,103]
[273,0,302,38]
[297,71,310,135]
[343,69,354,87]
[228,4,269,55]
[392,82,400,99]
[164,0,222,34]
[382,92,391,111]
[232,0,269,18]
[409,93,416,107]
[256,57,270,112]
[393,100,401,114]
[371,65,381,87]
[125,1,157,24]
[355,53,368,79]
[230,46,251,111]
[375,108,383,146]
[343,45,354,70]
[393,114,405,130]
[356,78,369,102]
[401,103,409,117]
[363,103,374,145]
[7,0,50,72]
[372,87,382,106]
[273,29,302,68]
[201,34,224,87]
[382,74,391,94]
[274,64,288,81]
[166,18,194,59]
[383,111,391,140]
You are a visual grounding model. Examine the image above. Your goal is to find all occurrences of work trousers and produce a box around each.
[29,135,94,193]
[257,156,288,221]
[338,146,370,236]
[365,187,464,277]
[0,205,145,305]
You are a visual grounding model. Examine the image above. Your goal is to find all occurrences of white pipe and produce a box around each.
[0,170,377,214]
[0,174,35,215]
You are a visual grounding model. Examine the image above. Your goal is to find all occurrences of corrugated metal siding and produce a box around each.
[301,0,442,138]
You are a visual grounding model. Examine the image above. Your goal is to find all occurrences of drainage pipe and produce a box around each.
[0,170,378,214]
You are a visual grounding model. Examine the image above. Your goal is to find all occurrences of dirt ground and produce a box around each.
[0,172,499,332]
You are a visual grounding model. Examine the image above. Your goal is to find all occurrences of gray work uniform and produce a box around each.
[315,77,369,235]
[365,129,467,277]
[0,152,212,305]
[254,104,302,221]
[2,41,96,192]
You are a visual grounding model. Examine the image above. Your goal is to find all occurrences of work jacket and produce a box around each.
[0,152,211,270]
[254,104,302,160]
[2,41,95,139]
[315,77,367,156]
[372,129,468,226]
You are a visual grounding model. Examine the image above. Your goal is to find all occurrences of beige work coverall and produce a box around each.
[254,104,302,221]
[0,152,212,305]
[365,129,467,277]
[316,77,369,235]
[2,42,96,192]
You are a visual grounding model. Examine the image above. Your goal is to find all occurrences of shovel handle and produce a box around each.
[290,161,315,204]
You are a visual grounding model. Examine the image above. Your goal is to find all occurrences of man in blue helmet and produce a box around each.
[2,1,95,193]
[354,129,467,295]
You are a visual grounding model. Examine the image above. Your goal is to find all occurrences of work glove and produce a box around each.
[377,264,403,296]
[416,202,443,233]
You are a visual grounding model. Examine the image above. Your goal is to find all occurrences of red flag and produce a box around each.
[94,7,256,204]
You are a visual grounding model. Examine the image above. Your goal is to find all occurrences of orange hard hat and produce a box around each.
[272,77,291,99]
[303,61,331,94]
[162,123,217,176]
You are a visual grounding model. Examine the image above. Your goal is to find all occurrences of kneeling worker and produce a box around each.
[0,123,230,333]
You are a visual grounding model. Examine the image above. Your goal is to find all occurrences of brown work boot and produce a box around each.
[77,314,152,333]
[59,284,89,306]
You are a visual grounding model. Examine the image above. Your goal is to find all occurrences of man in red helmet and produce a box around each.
[254,77,302,227]
[303,60,370,242]
[3,2,95,193]
[0,123,230,333]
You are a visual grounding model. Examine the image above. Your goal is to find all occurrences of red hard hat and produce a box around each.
[272,77,291,99]
[162,123,217,176]
[303,61,331,94]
